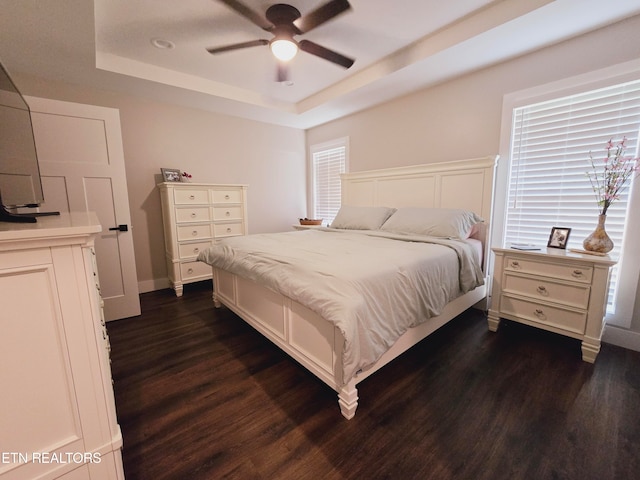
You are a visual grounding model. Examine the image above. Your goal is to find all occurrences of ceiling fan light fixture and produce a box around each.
[270,38,298,62]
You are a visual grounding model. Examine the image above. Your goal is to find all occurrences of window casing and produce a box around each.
[497,61,640,328]
[310,138,348,225]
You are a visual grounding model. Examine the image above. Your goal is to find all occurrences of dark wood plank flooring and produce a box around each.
[107,281,640,480]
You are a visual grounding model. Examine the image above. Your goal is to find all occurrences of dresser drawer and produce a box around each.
[175,206,211,223]
[503,273,591,309]
[212,189,243,204]
[505,256,593,284]
[213,205,243,221]
[174,189,209,204]
[180,260,212,281]
[214,222,244,237]
[177,224,213,241]
[501,294,587,335]
[178,241,211,259]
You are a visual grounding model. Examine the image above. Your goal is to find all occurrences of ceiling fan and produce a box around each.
[207,0,355,82]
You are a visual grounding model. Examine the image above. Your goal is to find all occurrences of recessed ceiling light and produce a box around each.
[151,38,175,50]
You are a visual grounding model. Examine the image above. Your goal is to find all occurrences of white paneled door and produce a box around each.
[26,96,140,321]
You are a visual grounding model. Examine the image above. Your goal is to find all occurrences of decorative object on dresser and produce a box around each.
[0,212,124,480]
[161,167,182,182]
[584,137,639,253]
[158,182,248,296]
[488,247,616,363]
[547,227,571,249]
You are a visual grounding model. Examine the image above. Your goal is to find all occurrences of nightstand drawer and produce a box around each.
[501,294,587,335]
[174,189,209,204]
[175,206,211,223]
[214,222,244,237]
[180,260,212,281]
[503,273,590,309]
[177,224,213,241]
[213,205,243,221]
[178,241,211,259]
[505,256,593,284]
[212,189,243,204]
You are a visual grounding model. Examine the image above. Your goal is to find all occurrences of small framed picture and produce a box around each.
[547,227,571,249]
[161,168,181,182]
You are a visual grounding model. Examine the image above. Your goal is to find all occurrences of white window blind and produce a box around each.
[311,141,347,225]
[506,79,640,310]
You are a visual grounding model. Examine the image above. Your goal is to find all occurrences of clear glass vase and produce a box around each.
[583,214,614,253]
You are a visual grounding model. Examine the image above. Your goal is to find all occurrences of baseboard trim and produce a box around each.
[138,278,171,294]
[602,324,640,352]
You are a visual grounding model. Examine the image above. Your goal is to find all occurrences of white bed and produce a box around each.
[199,156,497,419]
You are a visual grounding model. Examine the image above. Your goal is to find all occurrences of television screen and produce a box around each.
[0,61,44,209]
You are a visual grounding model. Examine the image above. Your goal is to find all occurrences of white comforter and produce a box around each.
[197,229,484,384]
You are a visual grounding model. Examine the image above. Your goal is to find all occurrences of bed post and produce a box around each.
[338,381,358,419]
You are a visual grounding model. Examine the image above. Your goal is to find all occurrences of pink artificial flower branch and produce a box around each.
[587,137,640,215]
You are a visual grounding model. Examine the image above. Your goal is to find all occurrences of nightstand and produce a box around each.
[488,247,617,362]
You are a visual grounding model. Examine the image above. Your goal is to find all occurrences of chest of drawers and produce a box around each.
[488,248,616,362]
[158,182,248,296]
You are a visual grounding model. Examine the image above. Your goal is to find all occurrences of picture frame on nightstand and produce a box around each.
[161,168,181,182]
[547,227,571,249]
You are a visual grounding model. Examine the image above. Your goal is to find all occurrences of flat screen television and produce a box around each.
[0,59,57,222]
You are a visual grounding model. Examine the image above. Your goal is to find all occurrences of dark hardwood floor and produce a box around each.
[107,281,640,480]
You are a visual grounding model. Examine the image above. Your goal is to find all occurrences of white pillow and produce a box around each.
[380,207,484,239]
[330,205,396,230]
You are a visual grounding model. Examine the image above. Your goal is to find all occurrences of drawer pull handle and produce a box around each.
[192,230,198,236]
[224,194,230,199]
[189,194,195,200]
[572,270,583,277]
[187,268,194,274]
[534,309,546,319]
[511,261,520,269]
[536,286,548,295]
[191,212,197,218]
[193,247,199,253]
[225,211,230,216]
[226,227,232,233]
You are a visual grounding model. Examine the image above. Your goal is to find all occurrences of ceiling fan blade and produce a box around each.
[206,39,268,54]
[276,62,289,83]
[217,0,273,31]
[293,0,351,33]
[299,40,354,69]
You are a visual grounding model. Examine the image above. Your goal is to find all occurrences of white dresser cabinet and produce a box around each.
[0,213,124,480]
[488,247,617,362]
[158,182,248,296]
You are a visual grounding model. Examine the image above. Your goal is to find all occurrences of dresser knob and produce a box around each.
[187,268,194,274]
[225,194,230,200]
[193,247,199,253]
[192,230,198,236]
[226,227,232,233]
[225,211,230,216]
[534,309,546,320]
[511,260,520,269]
[189,194,195,200]
[191,212,197,218]
[572,270,583,278]
[536,286,548,295]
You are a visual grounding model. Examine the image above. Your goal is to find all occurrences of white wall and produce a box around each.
[12,75,307,292]
[307,15,640,336]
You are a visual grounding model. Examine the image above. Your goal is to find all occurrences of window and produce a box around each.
[500,69,640,327]
[310,138,348,225]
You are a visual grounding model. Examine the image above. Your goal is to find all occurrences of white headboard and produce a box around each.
[341,156,499,270]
